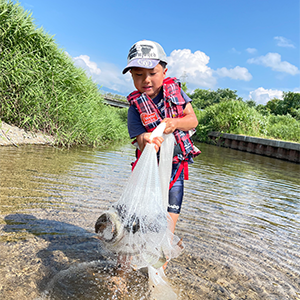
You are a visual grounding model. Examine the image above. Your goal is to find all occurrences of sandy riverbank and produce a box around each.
[0,121,54,147]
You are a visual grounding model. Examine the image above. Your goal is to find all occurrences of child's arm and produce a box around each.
[162,103,198,134]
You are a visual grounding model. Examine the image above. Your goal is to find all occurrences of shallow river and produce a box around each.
[0,143,299,300]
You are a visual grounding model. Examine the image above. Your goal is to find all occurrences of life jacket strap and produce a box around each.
[169,160,188,190]
[131,146,142,171]
[131,148,189,190]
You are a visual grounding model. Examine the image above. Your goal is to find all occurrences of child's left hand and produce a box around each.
[162,118,178,135]
[162,103,199,134]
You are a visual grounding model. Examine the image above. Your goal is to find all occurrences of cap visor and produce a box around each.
[122,59,160,74]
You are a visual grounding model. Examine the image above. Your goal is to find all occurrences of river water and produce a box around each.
[0,143,299,300]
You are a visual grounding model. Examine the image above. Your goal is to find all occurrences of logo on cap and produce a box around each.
[128,44,157,61]
[137,59,154,68]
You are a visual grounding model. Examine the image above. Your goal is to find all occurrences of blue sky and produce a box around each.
[19,0,299,104]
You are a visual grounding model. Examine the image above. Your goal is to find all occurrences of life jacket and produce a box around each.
[127,77,200,188]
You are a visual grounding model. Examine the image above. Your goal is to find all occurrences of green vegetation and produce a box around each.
[256,92,300,120]
[266,114,300,142]
[0,0,129,147]
[193,91,300,143]
[189,88,243,110]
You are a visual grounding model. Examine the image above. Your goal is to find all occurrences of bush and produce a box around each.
[194,100,267,141]
[267,114,300,142]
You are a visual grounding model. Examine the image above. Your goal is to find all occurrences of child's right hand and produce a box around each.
[151,136,164,152]
[137,132,164,153]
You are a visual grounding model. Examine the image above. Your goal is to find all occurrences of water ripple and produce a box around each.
[0,143,299,299]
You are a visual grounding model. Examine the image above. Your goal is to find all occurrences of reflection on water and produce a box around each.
[0,143,299,299]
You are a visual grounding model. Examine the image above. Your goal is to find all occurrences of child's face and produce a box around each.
[130,64,167,99]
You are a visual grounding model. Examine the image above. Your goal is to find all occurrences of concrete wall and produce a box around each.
[208,132,300,163]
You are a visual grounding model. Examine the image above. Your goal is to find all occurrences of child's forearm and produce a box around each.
[136,132,149,152]
[162,116,198,134]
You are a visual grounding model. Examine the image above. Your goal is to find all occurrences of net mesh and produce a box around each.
[95,123,185,272]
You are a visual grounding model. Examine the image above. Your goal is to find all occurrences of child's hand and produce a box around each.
[162,103,199,133]
[137,132,164,153]
[162,118,178,134]
[151,136,164,152]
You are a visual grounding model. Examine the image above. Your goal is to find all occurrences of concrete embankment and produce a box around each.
[208,131,300,163]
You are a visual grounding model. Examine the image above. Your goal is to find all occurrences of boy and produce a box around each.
[123,40,200,260]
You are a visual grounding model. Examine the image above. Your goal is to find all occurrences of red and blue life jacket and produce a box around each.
[127,77,200,188]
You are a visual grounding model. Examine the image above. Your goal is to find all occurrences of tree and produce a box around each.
[265,98,284,115]
[181,82,188,93]
[245,100,257,108]
[282,91,300,118]
[264,92,300,119]
[256,104,270,116]
[189,88,242,110]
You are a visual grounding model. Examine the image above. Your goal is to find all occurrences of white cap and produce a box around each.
[122,40,168,74]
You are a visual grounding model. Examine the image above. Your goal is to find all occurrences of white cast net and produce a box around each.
[95,123,185,274]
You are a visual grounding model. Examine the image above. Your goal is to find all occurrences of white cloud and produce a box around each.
[229,47,241,54]
[246,48,257,54]
[247,52,299,75]
[249,87,283,105]
[72,55,133,93]
[274,36,295,48]
[215,66,252,81]
[71,49,298,97]
[167,49,217,89]
[74,55,101,76]
[293,88,300,93]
